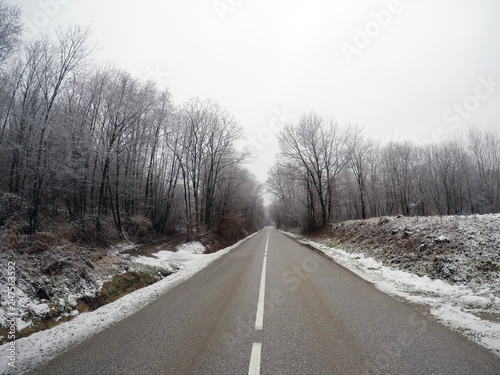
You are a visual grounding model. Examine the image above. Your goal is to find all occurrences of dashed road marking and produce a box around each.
[255,232,269,330]
[248,342,262,375]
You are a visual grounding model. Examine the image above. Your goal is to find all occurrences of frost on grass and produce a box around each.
[0,245,129,343]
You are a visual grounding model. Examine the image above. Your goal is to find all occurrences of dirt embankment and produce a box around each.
[0,236,181,344]
[309,214,500,293]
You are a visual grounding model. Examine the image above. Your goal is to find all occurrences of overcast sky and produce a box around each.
[8,0,500,182]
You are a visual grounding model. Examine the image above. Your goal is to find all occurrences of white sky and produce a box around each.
[8,0,500,182]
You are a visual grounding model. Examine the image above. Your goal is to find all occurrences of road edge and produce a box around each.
[2,230,264,375]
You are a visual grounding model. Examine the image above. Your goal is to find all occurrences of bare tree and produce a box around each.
[381,141,417,216]
[277,112,350,230]
[468,127,500,212]
[267,163,304,229]
[29,26,92,233]
[348,127,372,219]
[0,1,22,65]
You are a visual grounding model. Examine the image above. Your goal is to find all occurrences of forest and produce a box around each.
[1,2,499,249]
[268,112,500,232]
[0,4,265,249]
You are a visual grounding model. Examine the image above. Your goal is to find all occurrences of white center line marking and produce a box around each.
[255,232,269,330]
[248,343,262,375]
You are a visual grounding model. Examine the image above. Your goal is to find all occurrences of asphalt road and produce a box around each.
[27,228,500,374]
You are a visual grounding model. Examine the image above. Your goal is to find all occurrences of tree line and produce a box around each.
[0,3,265,243]
[268,112,500,232]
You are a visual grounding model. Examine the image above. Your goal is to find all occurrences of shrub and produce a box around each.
[215,215,247,245]
[61,216,120,246]
[29,232,59,254]
[0,193,29,227]
[0,220,30,251]
[122,216,154,244]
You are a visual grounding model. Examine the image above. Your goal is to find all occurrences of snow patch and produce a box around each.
[0,287,51,330]
[110,242,139,255]
[434,235,450,243]
[131,241,206,272]
[176,241,205,254]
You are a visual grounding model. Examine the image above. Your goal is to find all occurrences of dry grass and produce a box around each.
[310,214,500,286]
[122,215,154,244]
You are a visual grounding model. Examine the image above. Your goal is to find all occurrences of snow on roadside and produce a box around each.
[175,241,206,255]
[0,233,259,375]
[131,241,206,273]
[0,288,51,333]
[282,231,500,356]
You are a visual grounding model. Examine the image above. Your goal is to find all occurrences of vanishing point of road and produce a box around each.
[28,228,500,374]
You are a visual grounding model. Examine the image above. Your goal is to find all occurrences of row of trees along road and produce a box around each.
[268,112,500,232]
[0,4,265,243]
